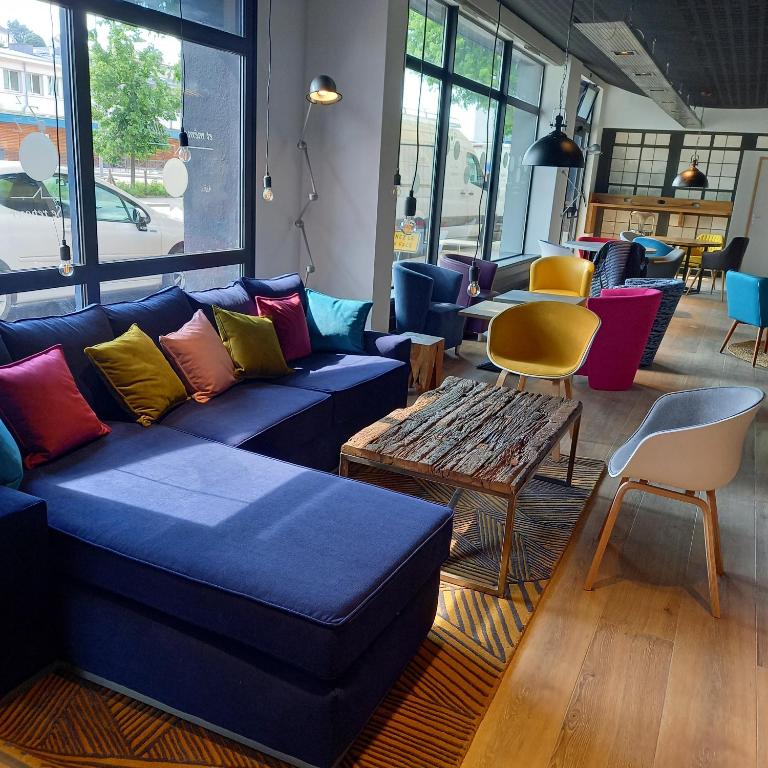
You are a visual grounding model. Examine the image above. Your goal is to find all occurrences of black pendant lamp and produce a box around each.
[672,157,709,189]
[523,0,584,169]
[673,107,709,188]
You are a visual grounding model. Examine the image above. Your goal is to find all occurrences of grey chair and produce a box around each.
[688,237,749,299]
[585,386,764,617]
[646,247,684,279]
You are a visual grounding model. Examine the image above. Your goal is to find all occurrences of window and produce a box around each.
[25,73,43,95]
[395,0,543,265]
[3,69,21,92]
[0,0,253,322]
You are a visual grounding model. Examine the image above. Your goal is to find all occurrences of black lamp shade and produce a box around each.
[307,75,342,105]
[673,159,709,188]
[523,114,584,168]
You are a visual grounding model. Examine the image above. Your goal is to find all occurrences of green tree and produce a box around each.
[7,20,45,47]
[406,8,502,109]
[89,20,179,187]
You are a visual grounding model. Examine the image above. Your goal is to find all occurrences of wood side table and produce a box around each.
[401,331,444,394]
[340,376,582,597]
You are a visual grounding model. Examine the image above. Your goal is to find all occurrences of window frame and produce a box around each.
[3,69,22,93]
[0,0,256,308]
[402,1,542,264]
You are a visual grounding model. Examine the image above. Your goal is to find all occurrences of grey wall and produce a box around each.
[301,0,408,330]
[254,0,306,277]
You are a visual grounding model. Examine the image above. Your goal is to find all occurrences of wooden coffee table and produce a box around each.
[339,376,582,597]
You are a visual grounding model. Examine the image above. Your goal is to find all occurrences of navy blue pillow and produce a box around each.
[186,282,255,327]
[0,305,120,419]
[239,273,308,311]
[103,286,194,344]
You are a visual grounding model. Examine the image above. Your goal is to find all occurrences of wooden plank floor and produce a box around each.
[443,289,766,768]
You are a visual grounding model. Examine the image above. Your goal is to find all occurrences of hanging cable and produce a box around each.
[467,0,502,296]
[50,3,72,277]
[402,0,429,235]
[263,0,274,200]
[393,6,410,196]
[176,0,191,162]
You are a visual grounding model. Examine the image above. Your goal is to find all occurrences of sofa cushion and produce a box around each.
[27,422,452,680]
[276,353,409,440]
[0,305,119,418]
[0,346,110,469]
[85,325,188,427]
[306,289,372,354]
[103,286,194,344]
[186,282,255,327]
[160,381,334,468]
[255,292,312,362]
[240,273,308,310]
[0,419,22,489]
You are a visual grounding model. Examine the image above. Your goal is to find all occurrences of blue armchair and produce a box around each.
[393,262,466,352]
[720,271,768,366]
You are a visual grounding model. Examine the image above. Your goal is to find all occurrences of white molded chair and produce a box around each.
[585,386,764,617]
[538,239,574,257]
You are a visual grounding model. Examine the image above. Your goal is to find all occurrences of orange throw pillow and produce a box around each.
[160,310,237,403]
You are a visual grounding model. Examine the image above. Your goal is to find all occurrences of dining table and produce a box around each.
[657,237,715,292]
[563,239,657,256]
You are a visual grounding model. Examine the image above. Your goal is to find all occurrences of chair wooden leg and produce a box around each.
[753,327,764,367]
[564,377,574,400]
[584,480,634,590]
[710,271,716,294]
[496,370,508,388]
[719,320,739,353]
[700,496,721,618]
[516,375,527,392]
[721,273,726,302]
[764,332,768,354]
[706,490,724,575]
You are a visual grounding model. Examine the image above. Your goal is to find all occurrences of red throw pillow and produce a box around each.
[0,345,110,469]
[255,292,311,362]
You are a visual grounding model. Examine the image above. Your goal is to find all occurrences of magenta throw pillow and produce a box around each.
[255,292,311,362]
[0,345,110,469]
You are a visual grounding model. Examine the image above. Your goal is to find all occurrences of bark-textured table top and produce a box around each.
[342,376,581,497]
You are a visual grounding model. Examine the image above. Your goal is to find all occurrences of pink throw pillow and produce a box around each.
[255,292,311,362]
[0,345,110,469]
[160,310,237,402]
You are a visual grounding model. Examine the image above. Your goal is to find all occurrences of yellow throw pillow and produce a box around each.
[213,306,293,379]
[85,324,187,427]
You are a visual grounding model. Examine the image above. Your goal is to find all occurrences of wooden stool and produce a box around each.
[402,332,444,394]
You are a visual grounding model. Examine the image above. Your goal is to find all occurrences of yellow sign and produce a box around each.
[394,230,420,253]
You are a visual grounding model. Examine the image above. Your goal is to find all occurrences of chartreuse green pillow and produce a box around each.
[0,418,22,489]
[213,306,293,379]
[305,288,372,354]
[85,324,187,427]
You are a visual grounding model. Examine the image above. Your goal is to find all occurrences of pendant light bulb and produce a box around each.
[58,240,74,278]
[467,263,481,298]
[263,174,274,202]
[177,130,192,163]
[401,191,417,234]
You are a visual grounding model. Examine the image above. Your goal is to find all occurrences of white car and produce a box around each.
[0,161,185,318]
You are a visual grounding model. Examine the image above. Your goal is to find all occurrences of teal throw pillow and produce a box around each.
[0,418,23,489]
[305,289,372,354]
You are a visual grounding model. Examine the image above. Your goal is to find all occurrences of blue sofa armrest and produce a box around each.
[0,486,53,695]
[364,331,412,365]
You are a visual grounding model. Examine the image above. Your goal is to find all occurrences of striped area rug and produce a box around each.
[0,456,604,768]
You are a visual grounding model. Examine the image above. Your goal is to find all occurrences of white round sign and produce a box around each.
[163,157,189,197]
[19,131,59,181]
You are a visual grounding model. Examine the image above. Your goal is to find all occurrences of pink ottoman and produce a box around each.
[577,288,662,390]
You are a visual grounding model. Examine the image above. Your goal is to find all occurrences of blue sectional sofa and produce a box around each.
[0,274,453,768]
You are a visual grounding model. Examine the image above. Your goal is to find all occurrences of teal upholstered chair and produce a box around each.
[720,272,768,366]
[634,237,674,258]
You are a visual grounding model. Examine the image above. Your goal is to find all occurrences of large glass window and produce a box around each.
[395,0,543,265]
[0,0,252,321]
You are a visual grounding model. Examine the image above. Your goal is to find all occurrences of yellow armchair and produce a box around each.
[529,256,595,298]
[487,301,601,395]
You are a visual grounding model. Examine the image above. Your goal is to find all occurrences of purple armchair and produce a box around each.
[438,253,498,337]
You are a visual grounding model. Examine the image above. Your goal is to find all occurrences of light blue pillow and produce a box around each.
[305,289,372,354]
[0,418,23,489]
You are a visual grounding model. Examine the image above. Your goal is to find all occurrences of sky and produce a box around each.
[0,0,180,64]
